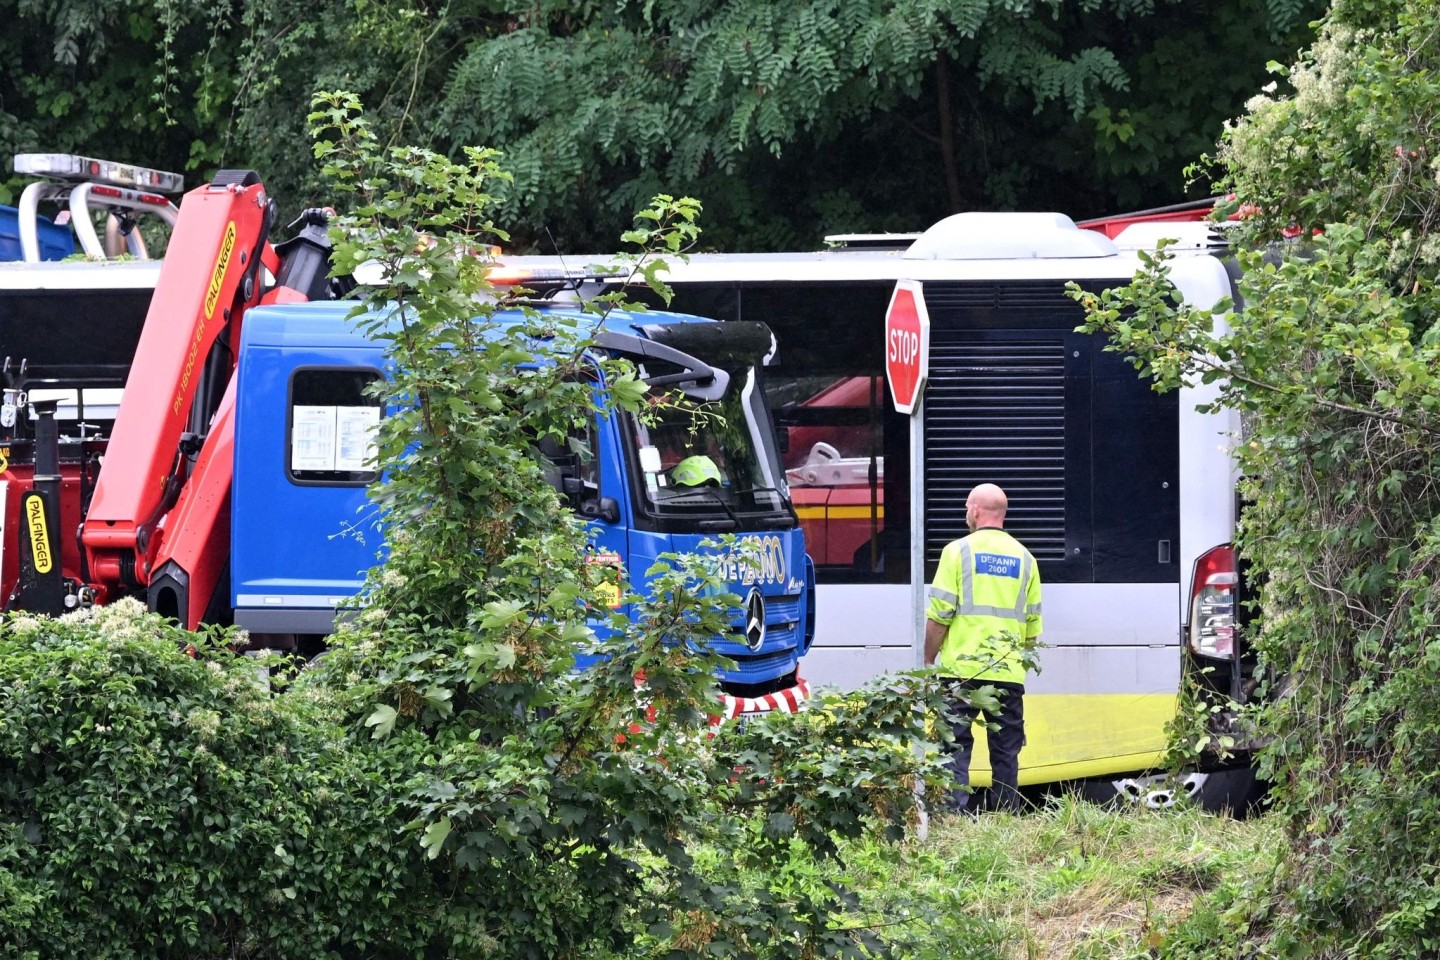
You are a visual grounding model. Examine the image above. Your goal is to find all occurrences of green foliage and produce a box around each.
[1074,5,1440,952]
[1079,231,1440,958]
[690,795,1285,960]
[1214,1,1440,290]
[425,0,1323,248]
[1158,667,1242,774]
[0,592,1279,960]
[0,0,235,203]
[305,91,953,959]
[1,1,1320,243]
[0,601,436,959]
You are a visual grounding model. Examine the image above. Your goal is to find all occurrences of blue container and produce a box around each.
[0,205,76,261]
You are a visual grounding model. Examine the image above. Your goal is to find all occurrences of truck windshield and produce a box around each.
[625,367,795,531]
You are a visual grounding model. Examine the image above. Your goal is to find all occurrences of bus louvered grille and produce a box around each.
[923,338,1067,563]
[921,281,1081,312]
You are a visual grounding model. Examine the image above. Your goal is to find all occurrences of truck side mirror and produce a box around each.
[581,496,621,525]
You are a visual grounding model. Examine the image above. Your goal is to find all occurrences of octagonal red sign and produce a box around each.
[885,279,930,415]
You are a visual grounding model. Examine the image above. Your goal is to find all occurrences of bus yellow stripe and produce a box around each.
[963,693,1176,786]
[795,506,885,521]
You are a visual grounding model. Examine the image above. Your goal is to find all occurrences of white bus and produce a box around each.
[498,212,1252,807]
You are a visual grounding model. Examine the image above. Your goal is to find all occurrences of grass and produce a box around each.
[838,796,1282,959]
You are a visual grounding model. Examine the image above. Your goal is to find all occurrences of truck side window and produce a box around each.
[536,416,599,503]
[286,368,383,485]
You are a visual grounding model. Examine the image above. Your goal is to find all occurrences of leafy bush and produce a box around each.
[1077,3,1440,954]
[300,91,958,959]
[0,600,437,959]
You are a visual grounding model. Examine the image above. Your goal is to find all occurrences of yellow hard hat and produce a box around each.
[671,455,722,487]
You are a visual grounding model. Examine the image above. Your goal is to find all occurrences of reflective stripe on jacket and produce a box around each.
[926,527,1042,684]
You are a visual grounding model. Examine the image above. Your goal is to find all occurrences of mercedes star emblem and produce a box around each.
[744,588,767,651]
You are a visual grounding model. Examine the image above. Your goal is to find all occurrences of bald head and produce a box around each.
[966,483,1008,531]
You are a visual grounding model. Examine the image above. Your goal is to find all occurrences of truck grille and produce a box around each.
[720,593,803,685]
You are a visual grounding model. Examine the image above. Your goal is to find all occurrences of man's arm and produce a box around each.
[924,618,948,666]
[1025,564,1043,641]
[925,542,961,666]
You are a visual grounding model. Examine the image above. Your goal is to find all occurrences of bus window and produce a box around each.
[771,374,885,576]
[636,279,910,584]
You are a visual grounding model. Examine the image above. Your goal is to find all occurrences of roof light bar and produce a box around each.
[13,153,184,194]
[823,232,923,250]
[487,264,622,286]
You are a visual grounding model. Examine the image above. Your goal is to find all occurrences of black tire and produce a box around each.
[1197,767,1266,818]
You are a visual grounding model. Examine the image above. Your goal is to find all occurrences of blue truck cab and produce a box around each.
[230,299,815,710]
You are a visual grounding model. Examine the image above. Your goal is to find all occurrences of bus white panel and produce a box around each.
[808,581,1181,690]
[801,644,915,692]
[1026,644,1180,697]
[1170,255,1241,591]
[801,640,1182,698]
[1040,583,1181,648]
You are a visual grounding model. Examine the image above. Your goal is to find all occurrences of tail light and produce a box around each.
[1189,544,1236,659]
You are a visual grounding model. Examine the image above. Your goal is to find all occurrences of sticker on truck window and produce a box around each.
[287,368,384,485]
[291,405,379,472]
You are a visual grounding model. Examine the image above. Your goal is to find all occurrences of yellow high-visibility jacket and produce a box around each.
[926,526,1043,684]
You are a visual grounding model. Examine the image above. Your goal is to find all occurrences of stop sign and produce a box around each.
[885,279,930,415]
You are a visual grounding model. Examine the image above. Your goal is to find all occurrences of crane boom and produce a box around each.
[77,171,326,622]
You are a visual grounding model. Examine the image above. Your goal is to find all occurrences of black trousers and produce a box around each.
[943,679,1025,813]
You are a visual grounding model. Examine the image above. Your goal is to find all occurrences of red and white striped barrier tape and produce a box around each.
[713,677,811,726]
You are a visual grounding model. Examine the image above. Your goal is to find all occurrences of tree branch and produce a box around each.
[936,51,962,213]
[1193,353,1440,437]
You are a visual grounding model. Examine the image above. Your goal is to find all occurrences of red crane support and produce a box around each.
[79,171,313,625]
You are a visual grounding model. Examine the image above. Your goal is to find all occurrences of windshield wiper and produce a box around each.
[740,485,800,528]
[661,489,741,530]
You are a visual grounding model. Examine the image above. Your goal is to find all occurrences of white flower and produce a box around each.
[7,615,42,636]
[188,708,221,740]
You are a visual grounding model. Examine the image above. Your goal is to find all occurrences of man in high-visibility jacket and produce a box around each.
[924,483,1042,813]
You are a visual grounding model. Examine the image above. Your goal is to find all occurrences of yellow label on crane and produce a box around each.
[177,221,237,415]
[205,221,237,320]
[24,494,53,574]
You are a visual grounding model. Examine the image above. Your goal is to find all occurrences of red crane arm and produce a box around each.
[82,173,276,592]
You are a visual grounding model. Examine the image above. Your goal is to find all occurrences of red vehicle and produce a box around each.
[780,375,884,568]
[1076,198,1218,239]
[1,155,335,625]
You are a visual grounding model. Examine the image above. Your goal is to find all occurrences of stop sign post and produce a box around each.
[887,279,932,670]
[885,279,930,415]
